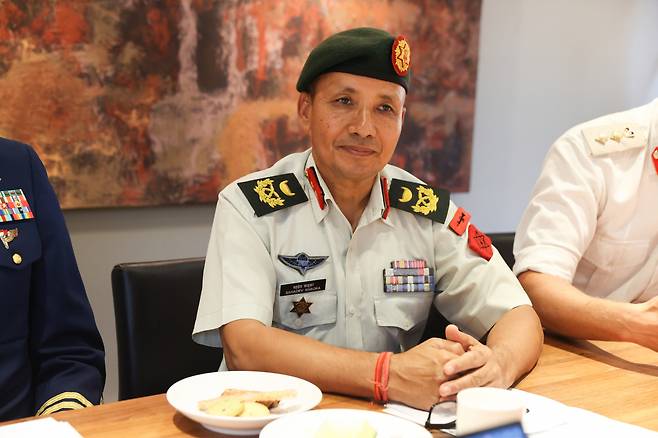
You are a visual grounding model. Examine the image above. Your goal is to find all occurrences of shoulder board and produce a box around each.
[388,178,450,223]
[582,122,647,157]
[237,173,308,217]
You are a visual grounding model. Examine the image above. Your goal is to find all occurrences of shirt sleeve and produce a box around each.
[433,203,532,340]
[513,131,604,281]
[192,192,277,348]
[27,146,106,416]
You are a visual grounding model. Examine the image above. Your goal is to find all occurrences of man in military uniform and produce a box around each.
[193,28,542,410]
[514,99,658,351]
[0,137,105,420]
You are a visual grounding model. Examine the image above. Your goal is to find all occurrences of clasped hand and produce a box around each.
[388,324,508,410]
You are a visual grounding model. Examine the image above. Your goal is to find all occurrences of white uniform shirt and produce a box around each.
[514,99,658,303]
[193,150,530,366]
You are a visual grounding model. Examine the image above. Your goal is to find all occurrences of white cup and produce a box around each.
[456,387,525,436]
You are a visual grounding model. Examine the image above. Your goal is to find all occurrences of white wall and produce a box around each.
[454,0,658,230]
[64,0,658,402]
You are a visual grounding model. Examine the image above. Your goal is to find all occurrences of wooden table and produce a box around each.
[5,335,658,437]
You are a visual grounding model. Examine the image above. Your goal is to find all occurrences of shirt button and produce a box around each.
[294,318,303,328]
[12,253,22,265]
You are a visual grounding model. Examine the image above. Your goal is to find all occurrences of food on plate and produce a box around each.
[199,396,244,416]
[240,401,271,417]
[314,420,377,438]
[221,388,297,409]
[198,388,297,417]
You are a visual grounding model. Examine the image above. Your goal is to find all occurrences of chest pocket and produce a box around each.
[0,220,42,271]
[374,293,434,332]
[579,236,649,298]
[274,291,337,331]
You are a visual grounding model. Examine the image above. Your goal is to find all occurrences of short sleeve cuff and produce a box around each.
[463,293,532,340]
[192,303,274,348]
[513,244,580,281]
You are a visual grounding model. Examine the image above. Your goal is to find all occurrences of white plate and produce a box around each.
[260,408,432,438]
[166,371,323,436]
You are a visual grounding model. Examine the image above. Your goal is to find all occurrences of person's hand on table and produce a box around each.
[438,324,513,398]
[387,337,465,410]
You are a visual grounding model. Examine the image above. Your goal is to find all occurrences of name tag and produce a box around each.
[279,279,326,296]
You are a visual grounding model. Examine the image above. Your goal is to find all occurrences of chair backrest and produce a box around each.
[489,232,516,270]
[111,257,221,400]
[420,232,517,341]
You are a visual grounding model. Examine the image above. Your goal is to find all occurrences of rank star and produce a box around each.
[290,297,312,317]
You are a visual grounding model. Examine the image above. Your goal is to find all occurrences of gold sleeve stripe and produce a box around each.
[39,401,86,416]
[36,392,93,416]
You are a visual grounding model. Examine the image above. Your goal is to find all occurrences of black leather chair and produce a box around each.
[490,232,516,270]
[111,257,222,400]
[420,232,517,341]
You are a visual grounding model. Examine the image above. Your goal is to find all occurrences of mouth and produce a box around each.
[337,145,378,157]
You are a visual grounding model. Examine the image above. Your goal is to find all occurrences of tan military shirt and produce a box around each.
[193,149,530,366]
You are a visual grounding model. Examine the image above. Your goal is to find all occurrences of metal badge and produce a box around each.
[278,252,328,275]
[290,297,312,317]
[0,228,18,249]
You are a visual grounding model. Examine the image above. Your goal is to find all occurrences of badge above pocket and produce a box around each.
[0,220,41,270]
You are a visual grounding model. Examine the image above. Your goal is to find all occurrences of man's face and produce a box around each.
[298,72,406,187]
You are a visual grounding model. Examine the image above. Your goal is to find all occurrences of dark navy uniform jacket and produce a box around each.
[0,138,105,421]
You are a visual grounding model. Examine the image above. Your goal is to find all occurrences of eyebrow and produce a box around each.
[334,86,401,104]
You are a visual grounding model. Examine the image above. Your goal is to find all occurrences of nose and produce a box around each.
[348,106,375,138]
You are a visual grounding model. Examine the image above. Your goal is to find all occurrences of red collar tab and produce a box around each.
[380,177,391,220]
[305,167,326,210]
[652,147,658,175]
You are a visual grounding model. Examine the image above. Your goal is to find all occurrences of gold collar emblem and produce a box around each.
[254,178,285,208]
[412,186,438,216]
[0,228,18,250]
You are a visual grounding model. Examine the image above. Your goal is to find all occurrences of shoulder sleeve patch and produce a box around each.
[582,122,647,157]
[388,178,450,223]
[467,224,493,261]
[449,207,471,236]
[237,173,308,217]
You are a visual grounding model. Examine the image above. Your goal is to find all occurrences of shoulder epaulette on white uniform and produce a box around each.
[237,173,308,217]
[582,122,647,157]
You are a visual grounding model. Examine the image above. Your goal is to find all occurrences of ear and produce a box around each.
[297,92,312,129]
[401,106,406,124]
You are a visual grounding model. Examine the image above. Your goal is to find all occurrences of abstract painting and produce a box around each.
[0,0,481,208]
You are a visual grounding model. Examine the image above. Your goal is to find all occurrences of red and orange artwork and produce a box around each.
[0,0,481,209]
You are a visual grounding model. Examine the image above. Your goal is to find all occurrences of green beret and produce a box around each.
[296,27,411,93]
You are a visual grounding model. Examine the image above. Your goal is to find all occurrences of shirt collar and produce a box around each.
[303,151,394,227]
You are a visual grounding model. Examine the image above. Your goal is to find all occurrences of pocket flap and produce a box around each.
[374,294,433,331]
[275,293,337,330]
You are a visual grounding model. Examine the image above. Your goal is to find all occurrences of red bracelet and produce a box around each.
[373,353,385,401]
[373,352,393,403]
[379,352,393,402]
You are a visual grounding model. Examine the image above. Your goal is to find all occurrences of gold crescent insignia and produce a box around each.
[279,180,295,197]
[399,186,413,203]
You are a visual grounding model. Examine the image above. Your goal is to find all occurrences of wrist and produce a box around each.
[619,301,645,343]
[489,344,517,387]
[385,353,402,403]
